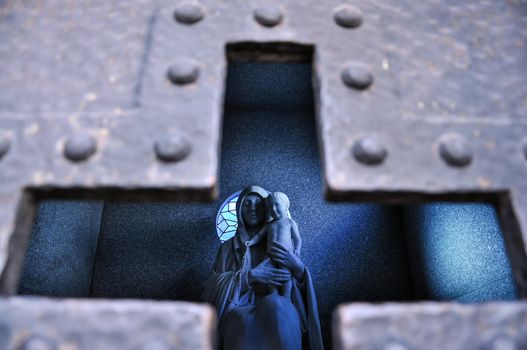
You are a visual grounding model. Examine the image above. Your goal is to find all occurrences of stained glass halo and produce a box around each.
[216,190,292,243]
[216,191,241,243]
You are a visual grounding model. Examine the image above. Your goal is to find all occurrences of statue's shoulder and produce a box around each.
[219,237,236,253]
[213,238,237,265]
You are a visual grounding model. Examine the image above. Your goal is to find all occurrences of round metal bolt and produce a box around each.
[63,133,97,162]
[485,335,519,350]
[382,342,409,350]
[19,336,57,350]
[0,134,10,160]
[174,1,205,24]
[341,62,374,90]
[253,5,283,27]
[167,58,200,85]
[154,134,191,162]
[334,5,363,28]
[352,136,387,165]
[141,339,170,350]
[438,133,472,167]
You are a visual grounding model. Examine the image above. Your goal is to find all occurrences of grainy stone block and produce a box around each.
[334,302,527,350]
[0,297,216,350]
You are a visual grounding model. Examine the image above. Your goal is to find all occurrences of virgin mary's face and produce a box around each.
[241,194,266,228]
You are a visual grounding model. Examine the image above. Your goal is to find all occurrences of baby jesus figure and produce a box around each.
[257,191,302,298]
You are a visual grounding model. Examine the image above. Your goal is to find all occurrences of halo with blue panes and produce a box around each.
[216,191,241,243]
[216,190,292,243]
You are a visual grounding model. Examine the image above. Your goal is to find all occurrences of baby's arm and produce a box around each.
[290,219,302,255]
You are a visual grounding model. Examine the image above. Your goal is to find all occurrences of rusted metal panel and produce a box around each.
[1,0,525,197]
[0,0,220,202]
[0,297,216,350]
[0,0,155,112]
[334,302,527,350]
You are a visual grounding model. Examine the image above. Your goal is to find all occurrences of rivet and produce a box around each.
[174,1,205,24]
[333,5,363,28]
[253,5,283,27]
[167,58,200,85]
[19,336,56,350]
[438,133,472,167]
[353,136,387,165]
[141,339,170,350]
[0,133,10,160]
[63,133,97,162]
[485,335,519,350]
[154,134,191,162]
[382,342,409,350]
[341,62,373,90]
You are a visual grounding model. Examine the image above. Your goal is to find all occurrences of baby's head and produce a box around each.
[266,191,290,220]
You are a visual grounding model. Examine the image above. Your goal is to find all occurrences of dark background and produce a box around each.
[19,63,518,346]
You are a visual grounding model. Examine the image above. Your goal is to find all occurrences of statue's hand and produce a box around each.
[248,258,290,286]
[269,242,305,282]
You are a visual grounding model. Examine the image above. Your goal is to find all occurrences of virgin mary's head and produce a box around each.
[236,186,269,230]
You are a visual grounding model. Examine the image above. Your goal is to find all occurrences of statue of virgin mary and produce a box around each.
[202,185,323,350]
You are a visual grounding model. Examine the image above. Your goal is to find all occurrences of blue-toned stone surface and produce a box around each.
[18,200,103,297]
[224,63,314,109]
[402,203,517,301]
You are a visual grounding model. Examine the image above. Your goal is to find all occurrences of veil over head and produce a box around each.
[234,185,270,243]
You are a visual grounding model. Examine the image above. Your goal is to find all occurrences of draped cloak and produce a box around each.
[202,186,324,350]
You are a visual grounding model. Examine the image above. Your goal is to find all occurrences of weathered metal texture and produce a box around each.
[0,0,527,345]
[0,0,219,197]
[310,0,527,203]
[334,302,527,350]
[0,297,216,350]
[0,1,152,113]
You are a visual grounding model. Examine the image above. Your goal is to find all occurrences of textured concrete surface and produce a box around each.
[402,203,518,302]
[90,201,220,300]
[0,296,216,350]
[224,63,314,109]
[18,200,103,297]
[334,302,527,350]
